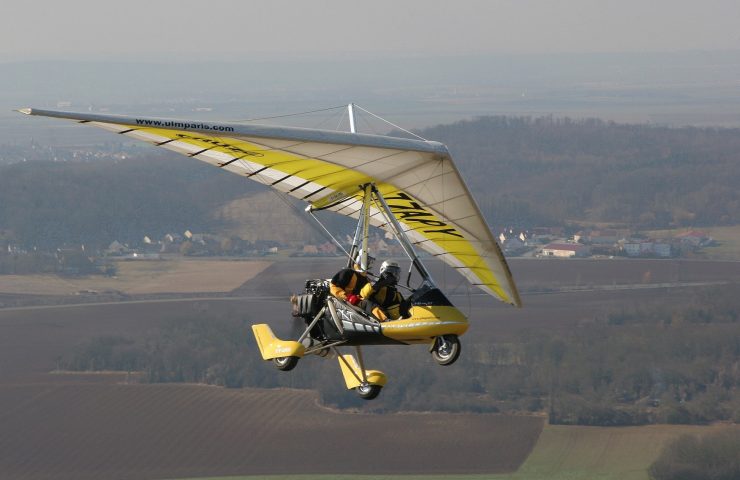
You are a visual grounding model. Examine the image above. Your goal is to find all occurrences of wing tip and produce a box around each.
[16,108,33,115]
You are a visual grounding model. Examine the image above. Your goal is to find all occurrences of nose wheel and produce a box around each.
[431,335,461,366]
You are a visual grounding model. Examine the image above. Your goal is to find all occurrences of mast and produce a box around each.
[347,103,357,134]
[359,184,372,271]
[345,103,365,270]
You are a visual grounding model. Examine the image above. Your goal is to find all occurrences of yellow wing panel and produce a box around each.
[372,185,516,305]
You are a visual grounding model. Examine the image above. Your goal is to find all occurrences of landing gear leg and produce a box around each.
[431,334,461,366]
[335,346,386,400]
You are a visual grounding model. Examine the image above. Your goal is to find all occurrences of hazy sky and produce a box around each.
[3,0,740,61]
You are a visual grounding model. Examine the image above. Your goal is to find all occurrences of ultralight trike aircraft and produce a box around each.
[19,104,522,400]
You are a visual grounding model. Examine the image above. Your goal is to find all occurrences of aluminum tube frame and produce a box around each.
[371,185,435,284]
[297,306,327,344]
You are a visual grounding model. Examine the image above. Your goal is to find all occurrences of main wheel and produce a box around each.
[273,356,299,371]
[431,335,461,366]
[356,384,382,400]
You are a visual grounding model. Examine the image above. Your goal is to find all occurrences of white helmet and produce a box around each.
[379,260,401,284]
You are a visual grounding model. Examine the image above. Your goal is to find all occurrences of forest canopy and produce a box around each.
[422,117,740,228]
[2,116,740,249]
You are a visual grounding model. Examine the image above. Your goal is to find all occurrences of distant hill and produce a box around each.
[213,190,353,246]
[422,116,740,228]
[2,116,740,250]
[0,152,254,249]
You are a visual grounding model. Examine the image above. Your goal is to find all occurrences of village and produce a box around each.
[500,227,715,259]
[0,224,718,277]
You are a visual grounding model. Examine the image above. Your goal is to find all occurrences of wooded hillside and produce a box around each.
[0,152,254,249]
[422,117,740,228]
[2,116,740,249]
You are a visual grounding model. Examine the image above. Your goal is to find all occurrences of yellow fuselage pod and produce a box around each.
[337,354,387,389]
[252,324,305,360]
[380,305,469,344]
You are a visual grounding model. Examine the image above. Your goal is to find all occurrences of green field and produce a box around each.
[647,225,740,260]
[181,424,736,480]
[488,424,714,480]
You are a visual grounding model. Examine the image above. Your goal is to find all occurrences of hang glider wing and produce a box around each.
[18,108,521,307]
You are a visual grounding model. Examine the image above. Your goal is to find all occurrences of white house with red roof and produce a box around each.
[541,242,591,258]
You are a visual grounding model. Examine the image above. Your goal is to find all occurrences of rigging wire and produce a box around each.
[308,210,351,259]
[232,105,347,123]
[266,187,366,272]
[334,111,348,132]
[316,107,348,131]
[225,152,345,256]
[353,104,427,140]
[230,103,425,142]
[466,282,472,318]
[358,110,379,136]
[266,187,351,256]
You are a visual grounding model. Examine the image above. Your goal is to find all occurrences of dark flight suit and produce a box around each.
[360,282,405,321]
[330,268,369,301]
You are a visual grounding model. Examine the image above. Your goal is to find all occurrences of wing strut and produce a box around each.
[371,184,435,284]
[305,182,438,289]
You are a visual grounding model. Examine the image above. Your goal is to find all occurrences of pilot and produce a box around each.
[360,260,408,321]
[330,251,373,305]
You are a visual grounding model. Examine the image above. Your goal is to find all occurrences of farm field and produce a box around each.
[180,424,739,480]
[0,258,272,295]
[699,225,740,259]
[0,382,544,479]
[494,423,739,480]
[2,257,738,379]
[647,225,740,260]
[1,257,738,479]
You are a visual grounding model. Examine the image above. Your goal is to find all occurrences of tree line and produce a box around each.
[421,116,740,228]
[2,116,740,251]
[0,151,255,250]
[60,283,740,423]
[649,429,740,480]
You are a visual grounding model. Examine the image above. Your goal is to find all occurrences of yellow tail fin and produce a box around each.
[251,324,305,360]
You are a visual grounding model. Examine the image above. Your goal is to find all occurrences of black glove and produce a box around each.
[372,281,386,290]
[373,274,391,289]
[400,299,412,319]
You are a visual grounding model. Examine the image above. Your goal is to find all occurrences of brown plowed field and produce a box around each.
[0,259,272,296]
[0,258,550,479]
[1,257,737,479]
[0,381,543,479]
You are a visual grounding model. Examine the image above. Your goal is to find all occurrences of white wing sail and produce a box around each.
[18,108,521,306]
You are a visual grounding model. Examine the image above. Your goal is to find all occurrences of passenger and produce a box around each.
[330,252,374,306]
[360,260,406,321]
